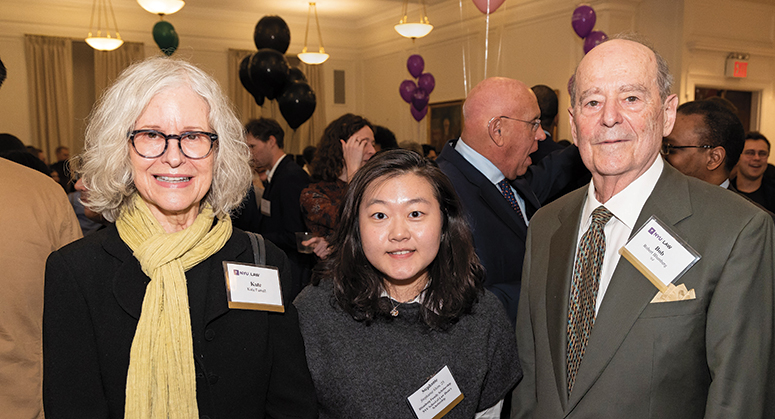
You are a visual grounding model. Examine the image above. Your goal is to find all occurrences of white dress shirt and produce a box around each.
[455,138,529,225]
[265,153,287,183]
[575,157,663,314]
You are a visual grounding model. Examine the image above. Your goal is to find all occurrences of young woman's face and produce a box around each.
[358,173,443,288]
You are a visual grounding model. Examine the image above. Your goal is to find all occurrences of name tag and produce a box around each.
[406,365,464,419]
[260,198,271,216]
[222,262,284,312]
[619,216,700,292]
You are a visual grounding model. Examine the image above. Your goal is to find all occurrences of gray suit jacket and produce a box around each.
[513,162,774,419]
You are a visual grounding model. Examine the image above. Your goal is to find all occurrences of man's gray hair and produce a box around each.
[570,33,673,107]
[74,57,252,222]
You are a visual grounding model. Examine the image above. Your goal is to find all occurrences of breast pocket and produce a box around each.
[639,297,705,318]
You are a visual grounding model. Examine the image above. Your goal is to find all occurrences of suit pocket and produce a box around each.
[639,297,705,318]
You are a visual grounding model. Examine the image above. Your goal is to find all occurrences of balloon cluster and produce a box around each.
[399,55,435,122]
[239,16,317,130]
[571,5,607,54]
[153,20,179,56]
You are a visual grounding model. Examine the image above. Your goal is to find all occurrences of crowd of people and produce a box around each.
[1,33,774,419]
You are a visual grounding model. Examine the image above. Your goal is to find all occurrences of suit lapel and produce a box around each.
[440,140,529,237]
[545,188,586,410]
[566,164,693,412]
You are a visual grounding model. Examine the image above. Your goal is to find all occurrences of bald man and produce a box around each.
[436,77,580,325]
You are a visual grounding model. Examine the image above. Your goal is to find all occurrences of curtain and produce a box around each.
[94,41,145,101]
[226,49,326,155]
[24,35,73,161]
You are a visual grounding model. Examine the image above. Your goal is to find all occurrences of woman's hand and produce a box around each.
[340,134,369,182]
[302,237,331,259]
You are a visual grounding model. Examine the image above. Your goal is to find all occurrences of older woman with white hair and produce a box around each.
[42,57,317,419]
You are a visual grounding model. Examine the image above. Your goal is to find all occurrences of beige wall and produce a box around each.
[2,0,775,162]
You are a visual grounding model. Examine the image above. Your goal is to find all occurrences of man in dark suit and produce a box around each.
[513,36,774,418]
[529,84,564,164]
[662,100,745,189]
[232,118,312,300]
[436,77,580,326]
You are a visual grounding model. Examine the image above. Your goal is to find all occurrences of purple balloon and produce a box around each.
[417,73,435,95]
[583,30,608,54]
[399,79,417,103]
[407,54,425,79]
[411,105,428,122]
[572,5,596,39]
[412,88,429,111]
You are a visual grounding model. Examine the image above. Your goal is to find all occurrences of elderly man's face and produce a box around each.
[498,96,545,179]
[663,113,710,179]
[570,40,676,185]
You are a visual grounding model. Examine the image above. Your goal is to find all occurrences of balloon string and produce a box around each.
[495,10,503,75]
[458,0,468,95]
[484,0,490,79]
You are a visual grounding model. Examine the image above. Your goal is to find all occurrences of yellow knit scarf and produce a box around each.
[116,195,232,419]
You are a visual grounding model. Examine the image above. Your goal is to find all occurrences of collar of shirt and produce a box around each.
[455,138,506,185]
[266,153,286,183]
[455,138,529,224]
[720,178,730,189]
[577,156,663,313]
[580,156,663,234]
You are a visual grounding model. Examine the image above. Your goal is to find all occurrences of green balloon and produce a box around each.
[153,21,179,56]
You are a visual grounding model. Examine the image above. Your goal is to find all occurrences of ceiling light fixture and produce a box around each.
[394,0,433,39]
[137,0,185,15]
[85,0,124,51]
[298,2,329,65]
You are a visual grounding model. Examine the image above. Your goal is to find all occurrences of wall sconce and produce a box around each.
[137,0,185,15]
[85,0,124,51]
[394,0,433,39]
[298,2,329,65]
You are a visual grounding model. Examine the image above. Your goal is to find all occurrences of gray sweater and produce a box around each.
[294,281,521,418]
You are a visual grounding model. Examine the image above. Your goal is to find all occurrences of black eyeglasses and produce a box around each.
[498,116,542,132]
[660,143,713,156]
[129,129,218,159]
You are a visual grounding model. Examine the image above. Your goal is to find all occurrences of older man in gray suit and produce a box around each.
[513,36,774,418]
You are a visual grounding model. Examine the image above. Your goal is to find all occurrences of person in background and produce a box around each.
[49,145,72,192]
[398,140,423,155]
[373,125,399,152]
[235,117,313,300]
[43,57,317,419]
[734,131,775,213]
[294,149,521,419]
[422,144,437,160]
[301,145,316,175]
[662,100,745,189]
[0,152,81,419]
[300,113,376,259]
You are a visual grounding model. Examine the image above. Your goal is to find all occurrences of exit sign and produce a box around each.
[726,58,748,78]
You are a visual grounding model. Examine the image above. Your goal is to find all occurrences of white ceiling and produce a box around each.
[167,0,449,24]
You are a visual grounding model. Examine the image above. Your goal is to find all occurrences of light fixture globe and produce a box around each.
[137,0,185,15]
[394,22,433,39]
[297,3,329,65]
[298,48,329,65]
[85,35,124,51]
[395,0,433,39]
[85,0,124,52]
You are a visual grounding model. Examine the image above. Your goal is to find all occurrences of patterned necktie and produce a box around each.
[567,205,614,395]
[497,178,526,223]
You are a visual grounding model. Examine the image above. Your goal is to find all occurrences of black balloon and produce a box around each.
[287,67,308,84]
[254,16,291,54]
[239,54,264,106]
[249,48,289,100]
[278,81,316,130]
